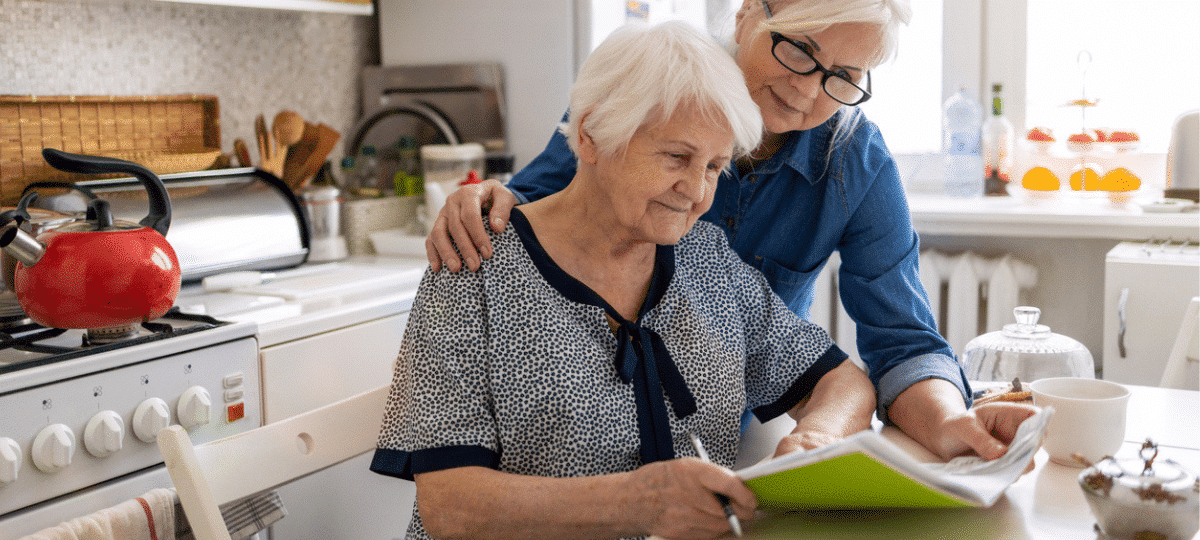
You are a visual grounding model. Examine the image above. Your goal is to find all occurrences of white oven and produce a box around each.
[0,315,262,539]
[176,256,427,539]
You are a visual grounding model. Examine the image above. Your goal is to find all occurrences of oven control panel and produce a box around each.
[0,337,261,517]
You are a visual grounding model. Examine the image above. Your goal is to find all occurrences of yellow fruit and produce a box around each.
[1097,167,1141,192]
[1070,167,1101,191]
[1022,167,1060,191]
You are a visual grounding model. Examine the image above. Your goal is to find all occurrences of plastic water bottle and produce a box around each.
[942,87,984,198]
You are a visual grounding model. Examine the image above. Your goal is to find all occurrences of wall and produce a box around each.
[0,0,377,162]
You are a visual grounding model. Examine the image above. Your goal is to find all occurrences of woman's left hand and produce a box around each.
[773,429,841,456]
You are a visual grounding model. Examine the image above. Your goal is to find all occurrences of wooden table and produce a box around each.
[720,384,1199,539]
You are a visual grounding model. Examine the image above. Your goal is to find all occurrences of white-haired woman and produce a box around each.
[425,0,1038,464]
[371,21,875,540]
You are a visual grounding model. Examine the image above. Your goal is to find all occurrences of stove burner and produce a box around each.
[0,309,230,376]
[84,324,139,345]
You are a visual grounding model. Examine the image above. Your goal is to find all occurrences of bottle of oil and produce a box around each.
[982,83,1016,196]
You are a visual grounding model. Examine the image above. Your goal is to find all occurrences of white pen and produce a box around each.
[687,432,743,538]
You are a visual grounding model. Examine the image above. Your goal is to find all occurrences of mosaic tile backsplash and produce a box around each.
[1,0,377,164]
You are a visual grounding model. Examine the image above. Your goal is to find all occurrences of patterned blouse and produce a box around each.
[371,209,847,540]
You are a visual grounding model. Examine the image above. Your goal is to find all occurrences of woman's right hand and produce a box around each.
[629,458,757,539]
[425,179,517,272]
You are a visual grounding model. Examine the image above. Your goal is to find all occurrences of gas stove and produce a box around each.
[0,307,261,534]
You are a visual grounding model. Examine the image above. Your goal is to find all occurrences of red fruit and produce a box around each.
[1026,128,1055,142]
[1068,133,1095,143]
[1108,131,1139,143]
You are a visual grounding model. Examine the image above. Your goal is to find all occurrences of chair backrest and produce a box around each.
[1160,297,1200,390]
[157,384,390,540]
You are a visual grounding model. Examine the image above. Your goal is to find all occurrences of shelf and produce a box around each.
[148,0,373,15]
[908,194,1199,241]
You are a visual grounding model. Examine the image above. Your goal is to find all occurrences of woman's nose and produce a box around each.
[789,71,822,99]
[675,167,708,203]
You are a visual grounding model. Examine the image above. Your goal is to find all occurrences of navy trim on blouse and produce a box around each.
[509,208,696,465]
[370,446,500,481]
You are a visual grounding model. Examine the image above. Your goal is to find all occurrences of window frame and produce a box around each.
[944,0,1028,138]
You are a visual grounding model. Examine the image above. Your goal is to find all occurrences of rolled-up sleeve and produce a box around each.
[835,133,970,422]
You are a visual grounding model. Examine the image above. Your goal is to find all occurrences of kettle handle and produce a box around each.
[40,148,172,237]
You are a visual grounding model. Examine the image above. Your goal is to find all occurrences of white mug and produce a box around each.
[1030,377,1131,467]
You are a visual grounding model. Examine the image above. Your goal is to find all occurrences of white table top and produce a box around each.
[720,384,1199,540]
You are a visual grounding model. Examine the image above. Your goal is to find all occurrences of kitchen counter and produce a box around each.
[908,193,1198,241]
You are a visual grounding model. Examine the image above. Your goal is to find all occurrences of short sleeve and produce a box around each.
[370,265,500,480]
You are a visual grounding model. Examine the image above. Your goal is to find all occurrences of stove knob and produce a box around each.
[177,386,213,429]
[84,410,126,458]
[0,437,21,483]
[32,424,75,474]
[133,397,172,443]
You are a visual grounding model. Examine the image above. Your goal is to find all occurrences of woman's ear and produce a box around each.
[577,115,600,165]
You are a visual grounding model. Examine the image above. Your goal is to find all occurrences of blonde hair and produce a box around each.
[560,20,763,163]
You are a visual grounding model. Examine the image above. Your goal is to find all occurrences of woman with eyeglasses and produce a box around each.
[424,0,1038,465]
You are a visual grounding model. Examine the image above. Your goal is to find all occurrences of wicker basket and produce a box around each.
[0,94,221,205]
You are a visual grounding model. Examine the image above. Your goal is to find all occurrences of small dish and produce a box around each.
[1140,198,1200,213]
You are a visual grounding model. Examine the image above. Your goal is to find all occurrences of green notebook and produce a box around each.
[736,408,1051,510]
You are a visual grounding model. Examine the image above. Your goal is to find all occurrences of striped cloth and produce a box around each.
[174,490,286,540]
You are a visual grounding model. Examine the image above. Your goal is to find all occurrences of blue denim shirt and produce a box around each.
[507,111,970,422]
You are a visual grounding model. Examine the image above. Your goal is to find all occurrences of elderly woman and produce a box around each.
[370,21,875,540]
[425,0,1039,464]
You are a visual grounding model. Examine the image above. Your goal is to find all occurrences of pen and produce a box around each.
[687,432,742,538]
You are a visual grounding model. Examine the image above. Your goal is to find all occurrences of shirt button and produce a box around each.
[747,175,758,183]
[725,217,735,228]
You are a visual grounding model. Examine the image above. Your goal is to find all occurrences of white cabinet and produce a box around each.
[1102,241,1200,387]
[260,312,415,539]
[146,0,372,15]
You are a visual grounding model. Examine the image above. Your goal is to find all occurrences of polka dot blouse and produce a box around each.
[371,209,847,540]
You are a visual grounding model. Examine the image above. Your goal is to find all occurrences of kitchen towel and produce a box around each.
[19,487,175,540]
[174,489,287,540]
[18,488,284,540]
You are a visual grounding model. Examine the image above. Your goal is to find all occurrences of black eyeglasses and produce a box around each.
[760,0,873,106]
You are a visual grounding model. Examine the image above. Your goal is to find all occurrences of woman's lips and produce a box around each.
[655,200,689,213]
[769,86,800,113]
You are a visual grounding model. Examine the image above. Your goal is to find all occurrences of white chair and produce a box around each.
[157,385,391,540]
[1160,297,1200,390]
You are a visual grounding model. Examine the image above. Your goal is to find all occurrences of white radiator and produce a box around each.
[810,250,1038,362]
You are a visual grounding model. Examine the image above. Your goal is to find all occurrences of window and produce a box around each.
[1024,0,1200,153]
[864,0,1198,159]
[859,0,943,154]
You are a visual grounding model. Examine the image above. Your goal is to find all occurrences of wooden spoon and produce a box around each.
[273,111,305,159]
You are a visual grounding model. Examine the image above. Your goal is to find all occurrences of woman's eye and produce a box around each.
[666,153,690,166]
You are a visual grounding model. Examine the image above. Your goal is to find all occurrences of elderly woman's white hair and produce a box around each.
[560,20,763,162]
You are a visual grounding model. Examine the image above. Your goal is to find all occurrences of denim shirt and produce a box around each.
[507,111,970,422]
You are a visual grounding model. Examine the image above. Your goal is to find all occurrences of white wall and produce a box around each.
[376,0,577,170]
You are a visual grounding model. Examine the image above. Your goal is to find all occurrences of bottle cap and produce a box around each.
[459,170,482,186]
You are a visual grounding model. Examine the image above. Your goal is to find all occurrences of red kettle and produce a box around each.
[0,149,181,330]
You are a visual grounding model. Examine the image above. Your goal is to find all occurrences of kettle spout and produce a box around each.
[0,224,45,267]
